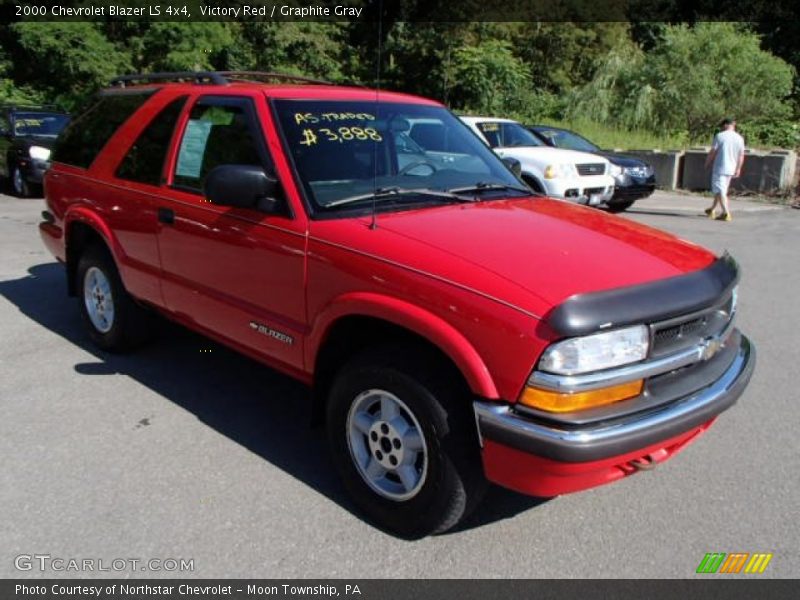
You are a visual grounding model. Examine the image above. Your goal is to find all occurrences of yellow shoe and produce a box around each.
[704,207,716,218]
[716,212,732,222]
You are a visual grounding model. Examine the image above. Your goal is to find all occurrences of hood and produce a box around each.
[14,135,57,149]
[313,198,716,319]
[499,146,609,167]
[600,152,650,168]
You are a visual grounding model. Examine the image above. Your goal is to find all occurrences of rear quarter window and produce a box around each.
[52,91,154,169]
[116,95,187,185]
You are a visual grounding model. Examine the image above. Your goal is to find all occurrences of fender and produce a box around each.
[65,205,123,254]
[307,292,500,399]
[63,205,132,286]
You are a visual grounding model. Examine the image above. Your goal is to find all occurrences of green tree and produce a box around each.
[446,39,531,115]
[512,22,630,94]
[9,23,130,110]
[570,23,795,141]
[133,23,234,72]
[0,48,44,106]
[227,22,352,81]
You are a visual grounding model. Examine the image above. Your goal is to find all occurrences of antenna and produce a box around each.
[369,0,383,231]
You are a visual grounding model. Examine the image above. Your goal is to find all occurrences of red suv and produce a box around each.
[40,72,755,537]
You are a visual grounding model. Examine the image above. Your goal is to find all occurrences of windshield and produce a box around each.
[536,128,599,153]
[14,112,71,137]
[273,100,530,215]
[475,121,545,148]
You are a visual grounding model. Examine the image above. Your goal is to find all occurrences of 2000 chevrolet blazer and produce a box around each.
[40,72,755,537]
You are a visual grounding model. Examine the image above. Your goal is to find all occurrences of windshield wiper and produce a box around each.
[324,186,475,209]
[447,182,534,196]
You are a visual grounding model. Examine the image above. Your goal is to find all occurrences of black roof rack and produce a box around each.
[110,71,228,87]
[216,71,331,85]
[109,71,333,88]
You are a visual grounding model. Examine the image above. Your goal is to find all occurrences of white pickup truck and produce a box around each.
[461,116,616,206]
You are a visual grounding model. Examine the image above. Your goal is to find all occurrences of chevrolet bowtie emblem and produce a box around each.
[701,338,722,361]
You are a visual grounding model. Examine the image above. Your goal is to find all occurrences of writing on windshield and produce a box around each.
[274,100,526,215]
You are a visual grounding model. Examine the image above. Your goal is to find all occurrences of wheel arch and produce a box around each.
[64,210,119,297]
[521,171,545,193]
[308,293,499,422]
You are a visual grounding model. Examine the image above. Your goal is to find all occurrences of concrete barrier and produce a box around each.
[730,150,766,193]
[615,149,684,190]
[680,147,711,190]
[678,147,797,193]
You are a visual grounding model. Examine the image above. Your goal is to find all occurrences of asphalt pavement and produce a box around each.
[0,190,797,578]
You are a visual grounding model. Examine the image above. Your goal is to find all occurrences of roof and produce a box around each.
[460,116,520,124]
[106,71,442,106]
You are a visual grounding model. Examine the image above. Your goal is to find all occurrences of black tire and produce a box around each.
[327,345,487,538]
[11,165,31,198]
[77,244,154,352]
[606,199,635,213]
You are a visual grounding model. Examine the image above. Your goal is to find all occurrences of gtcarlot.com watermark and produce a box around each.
[14,554,194,573]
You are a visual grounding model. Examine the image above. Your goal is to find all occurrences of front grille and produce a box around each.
[576,163,606,176]
[650,292,735,358]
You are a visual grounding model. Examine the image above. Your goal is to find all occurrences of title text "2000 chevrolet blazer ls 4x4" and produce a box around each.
[39,72,755,537]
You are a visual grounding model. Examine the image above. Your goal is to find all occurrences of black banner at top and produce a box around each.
[3,0,800,22]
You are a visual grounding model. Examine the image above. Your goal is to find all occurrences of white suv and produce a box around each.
[461,117,615,206]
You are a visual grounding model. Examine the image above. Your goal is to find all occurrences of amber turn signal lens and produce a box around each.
[519,380,644,413]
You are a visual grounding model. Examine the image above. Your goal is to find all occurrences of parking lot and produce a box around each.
[0,189,797,578]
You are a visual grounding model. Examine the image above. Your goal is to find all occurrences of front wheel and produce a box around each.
[327,346,487,538]
[12,165,31,198]
[606,199,635,213]
[77,245,153,352]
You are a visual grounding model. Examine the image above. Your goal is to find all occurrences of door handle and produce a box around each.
[157,207,175,225]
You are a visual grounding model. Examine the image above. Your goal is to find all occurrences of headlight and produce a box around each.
[623,165,652,178]
[538,324,649,375]
[29,145,51,161]
[543,163,576,180]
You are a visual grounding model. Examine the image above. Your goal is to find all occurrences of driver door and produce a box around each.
[157,95,307,370]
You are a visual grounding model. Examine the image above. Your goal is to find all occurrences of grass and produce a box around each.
[536,118,791,153]
[536,118,690,151]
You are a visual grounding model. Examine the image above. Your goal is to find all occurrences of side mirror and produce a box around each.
[502,156,522,178]
[204,164,282,213]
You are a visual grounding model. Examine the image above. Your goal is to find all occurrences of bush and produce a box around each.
[447,40,531,115]
[736,119,800,149]
[569,23,796,143]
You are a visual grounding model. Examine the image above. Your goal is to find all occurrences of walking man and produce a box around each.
[704,118,745,222]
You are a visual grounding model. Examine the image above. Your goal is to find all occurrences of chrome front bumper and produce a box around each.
[474,334,755,463]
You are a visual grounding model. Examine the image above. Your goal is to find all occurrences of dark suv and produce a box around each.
[0,105,71,197]
[528,124,657,212]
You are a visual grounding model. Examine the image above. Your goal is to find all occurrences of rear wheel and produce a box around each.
[77,245,153,352]
[327,346,487,538]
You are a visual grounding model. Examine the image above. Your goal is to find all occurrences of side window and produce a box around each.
[501,123,517,146]
[52,92,153,169]
[475,121,502,148]
[172,98,265,192]
[116,96,187,185]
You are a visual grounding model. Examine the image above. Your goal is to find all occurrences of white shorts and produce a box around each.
[711,174,733,196]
